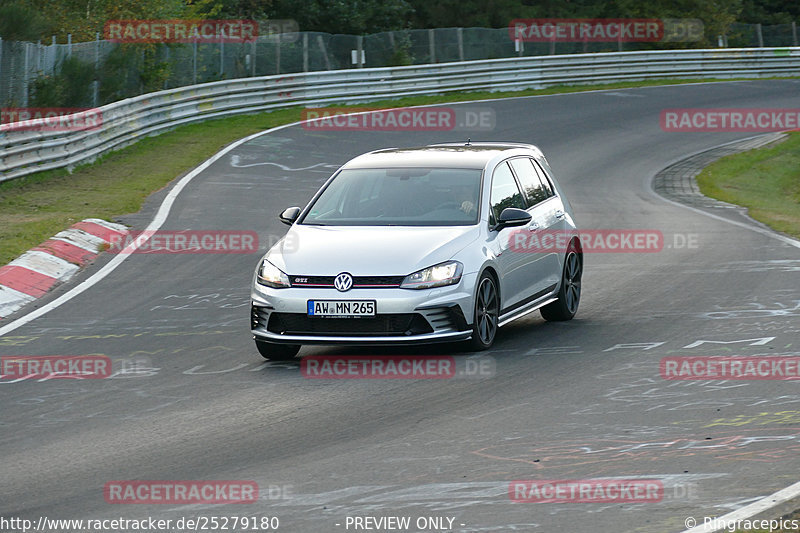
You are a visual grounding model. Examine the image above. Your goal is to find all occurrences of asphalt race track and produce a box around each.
[2,80,800,532]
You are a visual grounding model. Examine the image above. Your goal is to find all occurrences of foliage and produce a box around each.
[388,30,414,65]
[0,1,51,41]
[29,0,187,42]
[30,56,95,107]
[98,45,171,104]
[5,0,796,43]
[269,0,413,34]
[740,0,800,24]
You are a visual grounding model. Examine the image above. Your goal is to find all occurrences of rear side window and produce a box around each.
[509,158,550,207]
[490,162,526,221]
[530,158,555,198]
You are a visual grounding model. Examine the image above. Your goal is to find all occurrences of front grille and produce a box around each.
[290,275,405,288]
[267,312,433,337]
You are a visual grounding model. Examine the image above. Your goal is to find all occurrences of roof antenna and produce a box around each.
[465,138,471,146]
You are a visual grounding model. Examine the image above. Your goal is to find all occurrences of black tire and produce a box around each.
[467,271,500,351]
[255,340,301,361]
[541,239,582,322]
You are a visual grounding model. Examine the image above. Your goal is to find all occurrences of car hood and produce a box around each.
[267,224,479,276]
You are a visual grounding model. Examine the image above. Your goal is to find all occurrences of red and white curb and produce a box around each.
[0,218,128,319]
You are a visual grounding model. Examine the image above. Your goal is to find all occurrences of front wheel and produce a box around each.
[255,340,301,360]
[541,239,582,322]
[467,272,500,351]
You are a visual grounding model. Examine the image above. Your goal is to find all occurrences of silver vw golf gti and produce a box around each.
[250,142,582,360]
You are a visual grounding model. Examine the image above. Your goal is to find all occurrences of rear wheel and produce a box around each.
[541,239,582,322]
[255,340,301,360]
[467,272,500,351]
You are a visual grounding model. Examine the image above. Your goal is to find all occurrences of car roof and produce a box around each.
[341,142,545,169]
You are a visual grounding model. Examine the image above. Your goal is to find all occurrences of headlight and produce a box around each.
[401,261,463,290]
[257,259,291,288]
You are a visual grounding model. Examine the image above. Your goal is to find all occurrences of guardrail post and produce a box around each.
[356,35,363,68]
[193,41,197,84]
[428,29,435,63]
[0,38,3,101]
[793,22,798,46]
[302,33,308,72]
[67,34,72,57]
[457,28,464,61]
[756,23,763,47]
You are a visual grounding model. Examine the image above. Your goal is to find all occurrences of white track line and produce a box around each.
[681,480,800,532]
[647,133,800,250]
[0,123,304,337]
[647,133,800,530]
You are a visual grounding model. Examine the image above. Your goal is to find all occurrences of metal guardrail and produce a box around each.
[1,47,798,183]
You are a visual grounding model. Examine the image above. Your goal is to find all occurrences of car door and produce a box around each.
[508,157,562,294]
[530,157,569,288]
[487,160,541,313]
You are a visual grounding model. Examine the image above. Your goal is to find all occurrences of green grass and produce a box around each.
[0,109,300,265]
[0,76,796,265]
[697,132,800,240]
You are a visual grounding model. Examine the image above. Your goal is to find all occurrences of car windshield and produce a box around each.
[301,167,483,226]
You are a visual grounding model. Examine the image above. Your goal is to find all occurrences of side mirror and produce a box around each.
[279,206,301,226]
[494,207,531,230]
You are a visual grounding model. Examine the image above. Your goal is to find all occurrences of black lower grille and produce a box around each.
[267,313,433,337]
[251,305,270,329]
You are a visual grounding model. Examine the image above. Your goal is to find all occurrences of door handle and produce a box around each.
[555,210,566,219]
[527,221,540,232]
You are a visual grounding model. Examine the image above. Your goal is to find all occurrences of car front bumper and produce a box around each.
[250,274,476,345]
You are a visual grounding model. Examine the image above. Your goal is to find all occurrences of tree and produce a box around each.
[30,0,187,42]
[0,1,51,41]
[407,0,521,28]
[269,0,413,34]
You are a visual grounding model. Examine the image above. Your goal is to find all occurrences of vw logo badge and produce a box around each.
[334,272,353,292]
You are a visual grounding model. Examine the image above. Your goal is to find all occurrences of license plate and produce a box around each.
[307,300,376,317]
